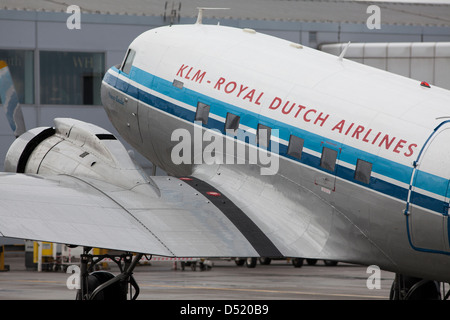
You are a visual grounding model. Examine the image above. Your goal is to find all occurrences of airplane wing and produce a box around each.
[0,172,264,258]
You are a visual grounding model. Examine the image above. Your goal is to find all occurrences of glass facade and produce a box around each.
[40,51,104,105]
[0,50,34,104]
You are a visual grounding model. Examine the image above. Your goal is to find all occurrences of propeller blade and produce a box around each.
[0,60,26,137]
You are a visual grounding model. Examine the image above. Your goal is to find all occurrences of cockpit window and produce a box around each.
[121,49,135,74]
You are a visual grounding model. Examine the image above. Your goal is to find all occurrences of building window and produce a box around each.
[225,112,240,131]
[309,31,317,44]
[121,49,135,75]
[195,102,210,125]
[287,135,304,160]
[354,159,372,184]
[257,124,272,148]
[320,147,338,172]
[40,51,104,105]
[0,50,34,104]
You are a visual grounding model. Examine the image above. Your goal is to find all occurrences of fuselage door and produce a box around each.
[407,122,450,254]
[445,180,450,252]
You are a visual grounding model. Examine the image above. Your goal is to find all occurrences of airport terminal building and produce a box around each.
[0,0,450,174]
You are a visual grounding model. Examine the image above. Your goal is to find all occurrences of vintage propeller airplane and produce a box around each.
[1,11,450,299]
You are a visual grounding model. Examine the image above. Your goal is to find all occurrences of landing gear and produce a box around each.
[390,274,441,300]
[77,248,143,300]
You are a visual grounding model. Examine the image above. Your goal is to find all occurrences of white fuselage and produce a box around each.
[101,24,450,281]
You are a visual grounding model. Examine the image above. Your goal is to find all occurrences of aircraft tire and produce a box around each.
[245,257,257,268]
[390,275,441,300]
[77,271,127,300]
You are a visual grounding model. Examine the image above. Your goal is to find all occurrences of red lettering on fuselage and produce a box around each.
[268,97,329,128]
[214,77,264,107]
[331,119,416,157]
[176,64,206,84]
[174,64,417,158]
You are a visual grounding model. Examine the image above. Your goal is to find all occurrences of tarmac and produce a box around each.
[0,252,395,300]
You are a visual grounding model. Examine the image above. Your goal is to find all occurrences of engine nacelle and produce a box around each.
[4,118,157,192]
[5,126,56,174]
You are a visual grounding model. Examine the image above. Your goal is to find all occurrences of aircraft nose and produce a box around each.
[101,67,118,109]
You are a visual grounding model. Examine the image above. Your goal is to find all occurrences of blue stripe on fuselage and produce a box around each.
[103,66,448,214]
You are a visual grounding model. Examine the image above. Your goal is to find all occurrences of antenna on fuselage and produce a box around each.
[196,7,229,25]
[338,41,351,61]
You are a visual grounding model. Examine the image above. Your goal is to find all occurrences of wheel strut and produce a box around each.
[78,247,143,300]
[390,274,441,300]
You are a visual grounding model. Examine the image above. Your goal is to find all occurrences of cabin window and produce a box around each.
[287,135,304,160]
[225,113,240,131]
[320,147,338,172]
[354,159,372,184]
[257,124,272,148]
[121,49,135,74]
[195,102,210,125]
